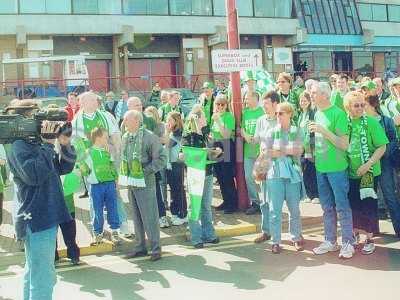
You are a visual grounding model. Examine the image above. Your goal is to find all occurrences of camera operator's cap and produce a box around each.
[389,77,400,87]
[360,80,377,91]
[202,81,214,90]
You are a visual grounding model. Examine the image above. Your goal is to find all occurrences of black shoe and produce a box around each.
[205,238,220,245]
[245,206,259,215]
[124,250,148,259]
[71,258,80,266]
[223,209,236,214]
[79,192,89,199]
[150,253,162,261]
[194,243,204,249]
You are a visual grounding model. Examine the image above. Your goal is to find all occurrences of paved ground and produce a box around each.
[0,221,399,300]
[0,183,324,258]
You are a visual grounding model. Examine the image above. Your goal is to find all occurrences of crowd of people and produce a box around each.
[2,70,400,299]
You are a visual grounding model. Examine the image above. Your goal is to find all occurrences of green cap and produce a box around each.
[389,77,400,87]
[202,81,214,89]
[360,80,377,91]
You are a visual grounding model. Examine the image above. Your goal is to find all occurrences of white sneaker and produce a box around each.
[313,241,340,255]
[119,221,130,235]
[111,230,121,245]
[311,198,320,204]
[339,242,355,259]
[361,240,375,255]
[303,198,312,203]
[171,215,186,226]
[159,216,170,228]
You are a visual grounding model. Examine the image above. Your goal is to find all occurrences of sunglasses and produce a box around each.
[352,103,366,109]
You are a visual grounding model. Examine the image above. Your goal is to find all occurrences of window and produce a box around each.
[385,52,399,73]
[170,0,212,16]
[314,52,332,72]
[388,5,400,22]
[98,0,121,14]
[237,0,253,17]
[46,0,71,14]
[20,0,46,13]
[357,3,372,21]
[274,0,291,18]
[254,0,291,18]
[170,0,191,15]
[213,0,225,16]
[371,4,387,21]
[72,0,121,14]
[73,0,98,14]
[0,0,16,13]
[353,52,373,75]
[124,0,169,14]
[192,0,212,15]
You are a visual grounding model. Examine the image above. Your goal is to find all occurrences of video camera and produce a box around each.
[0,105,70,144]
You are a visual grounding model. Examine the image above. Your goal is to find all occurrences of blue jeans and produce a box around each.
[189,175,217,245]
[260,181,270,235]
[316,171,354,244]
[379,158,400,235]
[244,158,260,205]
[24,226,57,300]
[90,181,120,234]
[265,178,302,244]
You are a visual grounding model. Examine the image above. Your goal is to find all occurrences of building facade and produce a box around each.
[0,0,399,93]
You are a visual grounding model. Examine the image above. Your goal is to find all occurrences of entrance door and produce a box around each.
[334,52,352,74]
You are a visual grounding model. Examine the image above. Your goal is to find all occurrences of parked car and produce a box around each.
[36,97,68,109]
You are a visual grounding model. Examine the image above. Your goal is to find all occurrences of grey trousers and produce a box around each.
[128,186,161,254]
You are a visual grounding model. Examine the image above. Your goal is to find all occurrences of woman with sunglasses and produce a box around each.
[210,94,238,214]
[264,102,305,254]
[344,91,388,255]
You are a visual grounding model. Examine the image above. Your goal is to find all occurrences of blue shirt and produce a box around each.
[7,140,76,240]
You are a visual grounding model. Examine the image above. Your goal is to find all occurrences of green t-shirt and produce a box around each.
[211,111,235,140]
[347,116,388,178]
[159,103,182,122]
[330,91,345,111]
[83,147,118,184]
[314,105,349,173]
[241,107,265,158]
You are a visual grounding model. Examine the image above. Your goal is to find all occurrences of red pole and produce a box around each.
[226,0,249,210]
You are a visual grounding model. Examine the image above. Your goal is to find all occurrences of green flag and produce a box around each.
[240,67,276,95]
[182,146,208,221]
[63,172,81,196]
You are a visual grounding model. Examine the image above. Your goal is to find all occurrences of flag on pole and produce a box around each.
[241,67,276,95]
[182,146,208,221]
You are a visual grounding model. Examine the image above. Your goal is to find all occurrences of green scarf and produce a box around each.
[271,124,301,166]
[350,115,377,200]
[119,127,146,187]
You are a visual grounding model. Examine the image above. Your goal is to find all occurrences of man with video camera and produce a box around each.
[5,100,76,300]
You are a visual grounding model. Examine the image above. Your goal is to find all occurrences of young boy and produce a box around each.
[80,127,121,244]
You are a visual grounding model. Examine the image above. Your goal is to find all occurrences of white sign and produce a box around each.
[211,49,262,73]
[182,38,204,49]
[273,48,293,65]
